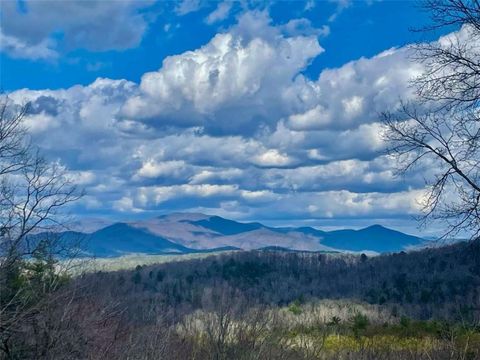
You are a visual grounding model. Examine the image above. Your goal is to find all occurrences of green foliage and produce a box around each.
[220,258,272,284]
[285,309,480,357]
[1,242,70,311]
[0,259,27,307]
[400,316,411,329]
[288,299,303,315]
[350,313,369,337]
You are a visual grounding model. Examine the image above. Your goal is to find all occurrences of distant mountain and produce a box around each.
[50,213,425,257]
[313,224,423,253]
[52,223,193,257]
[190,216,263,235]
[130,213,335,252]
[84,223,193,257]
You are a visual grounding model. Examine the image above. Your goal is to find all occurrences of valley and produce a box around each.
[20,239,480,360]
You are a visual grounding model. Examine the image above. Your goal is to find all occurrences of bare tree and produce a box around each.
[383,1,480,239]
[0,97,82,358]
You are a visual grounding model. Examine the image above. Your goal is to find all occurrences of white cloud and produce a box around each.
[121,11,422,138]
[137,184,239,207]
[250,149,294,168]
[122,11,323,135]
[259,189,426,220]
[259,156,402,193]
[189,168,243,184]
[6,10,450,226]
[282,18,330,37]
[288,105,332,130]
[23,112,59,133]
[240,190,279,203]
[285,47,422,131]
[135,160,190,180]
[328,0,352,22]
[0,29,57,60]
[1,0,155,59]
[175,0,202,15]
[268,121,386,162]
[342,95,364,118]
[67,171,97,186]
[205,2,233,24]
[113,196,145,213]
[304,0,316,12]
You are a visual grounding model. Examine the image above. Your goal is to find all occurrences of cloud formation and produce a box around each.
[205,2,234,24]
[123,11,323,135]
[7,10,437,229]
[0,0,155,59]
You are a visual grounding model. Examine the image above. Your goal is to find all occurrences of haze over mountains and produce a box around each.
[60,213,425,257]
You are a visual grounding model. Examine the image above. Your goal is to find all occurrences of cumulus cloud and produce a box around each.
[250,149,295,168]
[123,11,421,138]
[1,0,155,59]
[6,9,445,227]
[9,77,138,171]
[281,189,425,219]
[267,121,386,164]
[258,154,424,195]
[122,11,323,135]
[287,48,422,131]
[136,184,240,209]
[189,168,243,185]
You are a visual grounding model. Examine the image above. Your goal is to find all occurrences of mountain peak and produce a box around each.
[363,224,388,231]
[191,216,264,236]
[323,224,423,252]
[157,212,211,222]
[47,213,427,257]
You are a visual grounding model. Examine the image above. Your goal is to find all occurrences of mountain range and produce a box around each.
[51,213,425,257]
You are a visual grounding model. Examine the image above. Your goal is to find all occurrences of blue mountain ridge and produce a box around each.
[320,225,422,252]
[188,216,264,235]
[38,214,425,257]
[85,223,191,257]
[182,215,423,253]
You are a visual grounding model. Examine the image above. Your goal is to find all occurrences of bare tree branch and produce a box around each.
[383,1,480,239]
[0,96,83,358]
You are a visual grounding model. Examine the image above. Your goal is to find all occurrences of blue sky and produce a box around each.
[0,0,456,234]
[3,1,439,91]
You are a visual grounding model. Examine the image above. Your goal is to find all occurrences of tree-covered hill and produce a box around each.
[80,239,480,322]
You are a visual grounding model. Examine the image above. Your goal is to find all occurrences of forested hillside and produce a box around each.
[82,240,480,321]
[3,240,479,359]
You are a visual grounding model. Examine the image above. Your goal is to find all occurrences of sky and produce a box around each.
[0,0,457,235]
